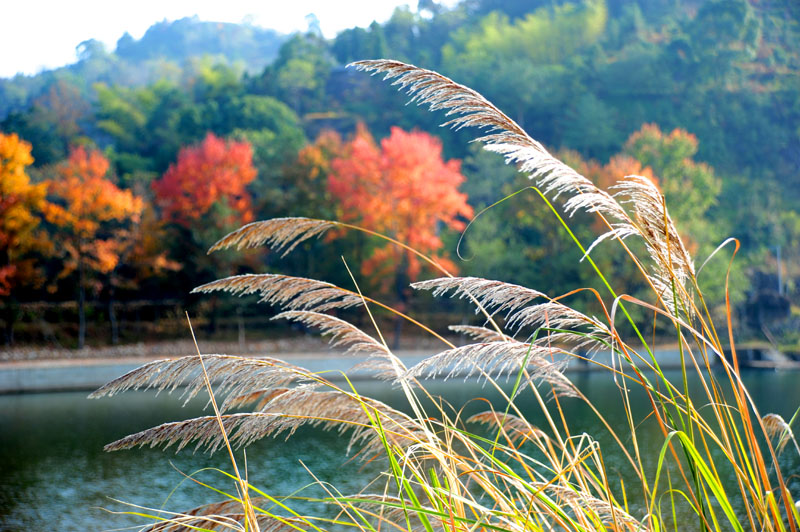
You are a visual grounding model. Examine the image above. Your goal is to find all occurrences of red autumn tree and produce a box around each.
[328,125,473,294]
[152,133,257,228]
[152,134,259,335]
[45,146,143,348]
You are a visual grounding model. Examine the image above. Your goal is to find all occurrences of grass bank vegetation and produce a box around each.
[92,61,799,532]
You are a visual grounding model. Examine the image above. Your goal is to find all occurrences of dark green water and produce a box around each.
[1,371,798,531]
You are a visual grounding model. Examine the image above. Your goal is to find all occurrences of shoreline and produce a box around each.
[0,341,685,395]
[0,349,435,394]
[3,339,794,394]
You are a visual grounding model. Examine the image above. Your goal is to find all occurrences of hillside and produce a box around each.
[0,16,285,120]
[1,0,799,347]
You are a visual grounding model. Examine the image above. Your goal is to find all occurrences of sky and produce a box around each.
[1,0,435,78]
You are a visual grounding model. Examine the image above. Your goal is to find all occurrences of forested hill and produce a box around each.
[0,17,285,119]
[1,0,799,345]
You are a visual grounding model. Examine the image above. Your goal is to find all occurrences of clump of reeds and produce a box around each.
[92,60,799,532]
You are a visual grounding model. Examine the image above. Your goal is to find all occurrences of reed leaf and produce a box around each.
[412,276,544,317]
[88,355,313,408]
[209,217,335,256]
[404,341,577,398]
[192,274,363,313]
[106,388,424,458]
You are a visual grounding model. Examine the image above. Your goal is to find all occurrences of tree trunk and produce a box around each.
[392,253,410,350]
[1,250,16,345]
[3,298,16,346]
[206,295,218,336]
[237,306,246,350]
[109,286,119,345]
[78,262,86,349]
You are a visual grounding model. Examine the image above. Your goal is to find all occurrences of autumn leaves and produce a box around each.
[0,133,49,297]
[0,122,474,345]
[152,133,257,229]
[327,125,473,282]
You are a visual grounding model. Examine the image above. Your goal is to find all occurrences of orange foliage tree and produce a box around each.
[45,146,143,348]
[152,133,257,229]
[0,133,53,343]
[327,125,473,298]
[277,129,344,218]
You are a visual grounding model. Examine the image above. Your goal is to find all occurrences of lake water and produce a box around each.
[1,370,799,531]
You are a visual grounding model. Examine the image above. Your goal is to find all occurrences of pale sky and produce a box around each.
[2,0,440,78]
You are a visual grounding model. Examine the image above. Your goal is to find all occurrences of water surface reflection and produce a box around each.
[1,371,798,530]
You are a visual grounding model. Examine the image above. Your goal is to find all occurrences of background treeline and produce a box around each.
[1,0,798,348]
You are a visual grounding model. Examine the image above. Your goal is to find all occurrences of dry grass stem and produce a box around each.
[89,355,315,411]
[142,509,307,532]
[467,410,548,444]
[105,386,424,458]
[763,413,798,454]
[272,310,389,359]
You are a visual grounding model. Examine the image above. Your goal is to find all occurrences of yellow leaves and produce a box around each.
[90,239,121,274]
[0,132,34,171]
[2,138,168,297]
[0,132,53,293]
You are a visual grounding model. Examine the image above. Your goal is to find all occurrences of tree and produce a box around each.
[0,79,91,166]
[254,33,334,115]
[152,132,257,229]
[442,0,608,67]
[623,124,720,230]
[0,133,52,343]
[45,146,143,348]
[94,81,192,176]
[105,199,181,344]
[278,129,343,218]
[152,133,259,333]
[327,125,473,299]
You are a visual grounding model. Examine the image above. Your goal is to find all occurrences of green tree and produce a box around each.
[624,124,720,229]
[442,0,607,68]
[255,34,335,115]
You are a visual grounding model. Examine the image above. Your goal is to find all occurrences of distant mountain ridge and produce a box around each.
[114,16,285,70]
[0,17,287,120]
